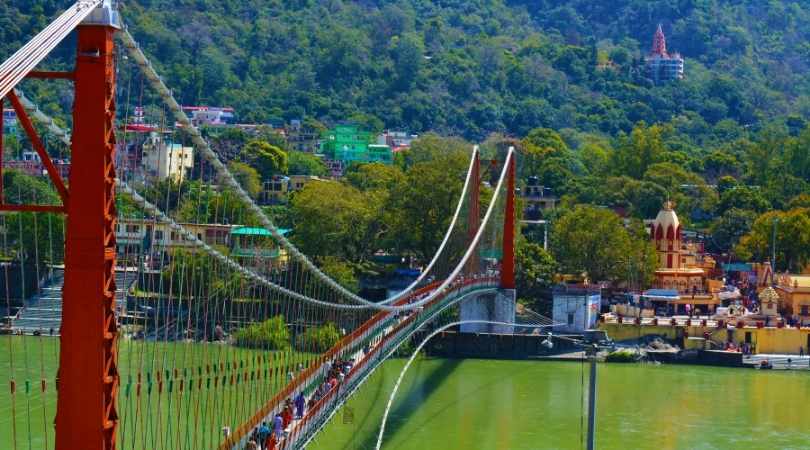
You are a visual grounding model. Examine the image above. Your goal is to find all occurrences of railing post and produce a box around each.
[55,3,120,450]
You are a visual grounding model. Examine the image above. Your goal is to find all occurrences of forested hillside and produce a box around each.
[5,1,810,278]
[3,0,810,140]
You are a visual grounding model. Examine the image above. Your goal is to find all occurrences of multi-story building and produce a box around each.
[377,130,417,153]
[261,175,290,205]
[141,133,194,182]
[286,120,320,153]
[115,219,235,255]
[115,219,288,271]
[645,24,684,84]
[2,108,16,133]
[521,176,557,220]
[774,274,810,327]
[182,106,235,127]
[320,124,392,167]
[4,151,70,180]
[260,174,327,205]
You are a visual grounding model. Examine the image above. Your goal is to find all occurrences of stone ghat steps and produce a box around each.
[12,269,138,334]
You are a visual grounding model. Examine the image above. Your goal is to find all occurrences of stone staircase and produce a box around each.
[12,269,139,335]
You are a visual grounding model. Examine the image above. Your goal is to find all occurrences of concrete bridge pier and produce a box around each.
[460,289,516,334]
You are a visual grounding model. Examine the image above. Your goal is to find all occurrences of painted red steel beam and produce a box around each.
[0,204,65,213]
[6,91,69,205]
[55,23,119,450]
[500,153,516,290]
[467,154,480,274]
[26,70,75,80]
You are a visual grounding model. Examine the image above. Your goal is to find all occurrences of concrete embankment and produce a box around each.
[424,331,581,359]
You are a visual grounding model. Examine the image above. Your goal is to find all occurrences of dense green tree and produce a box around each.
[551,205,655,286]
[515,240,557,314]
[233,316,290,350]
[1,170,64,263]
[289,181,381,261]
[611,123,667,179]
[319,256,360,294]
[228,161,262,199]
[399,134,471,169]
[345,163,405,193]
[709,208,758,254]
[176,185,256,225]
[163,249,240,296]
[239,140,288,180]
[737,208,810,272]
[388,154,468,262]
[287,151,328,177]
[702,150,741,182]
[717,186,771,215]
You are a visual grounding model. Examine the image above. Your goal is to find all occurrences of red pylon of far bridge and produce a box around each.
[500,150,516,290]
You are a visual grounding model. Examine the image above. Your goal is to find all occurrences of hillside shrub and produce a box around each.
[295,322,341,353]
[233,315,289,350]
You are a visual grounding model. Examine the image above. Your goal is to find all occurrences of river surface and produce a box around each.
[308,359,810,450]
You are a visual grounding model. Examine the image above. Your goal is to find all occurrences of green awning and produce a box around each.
[231,227,291,237]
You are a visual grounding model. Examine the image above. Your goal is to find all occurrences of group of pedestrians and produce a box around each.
[245,357,355,450]
[310,358,353,405]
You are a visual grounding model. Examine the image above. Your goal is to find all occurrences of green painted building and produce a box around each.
[319,124,392,165]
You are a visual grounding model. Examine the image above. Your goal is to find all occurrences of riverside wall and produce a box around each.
[600,322,810,355]
[424,331,580,359]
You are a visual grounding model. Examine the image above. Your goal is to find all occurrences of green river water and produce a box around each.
[309,359,810,450]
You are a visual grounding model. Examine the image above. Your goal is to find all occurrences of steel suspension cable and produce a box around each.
[12,87,494,314]
[118,27,483,309]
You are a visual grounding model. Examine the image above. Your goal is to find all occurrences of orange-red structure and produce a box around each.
[500,154,516,289]
[467,151,481,273]
[54,22,120,450]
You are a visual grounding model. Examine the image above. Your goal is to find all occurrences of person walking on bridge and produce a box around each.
[257,421,271,446]
[295,391,305,419]
[273,413,284,440]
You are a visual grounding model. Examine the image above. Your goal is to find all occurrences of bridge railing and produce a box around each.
[231,277,499,450]
[222,280,445,447]
[283,278,499,449]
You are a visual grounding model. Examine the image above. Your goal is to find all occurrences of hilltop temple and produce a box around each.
[646,202,719,314]
[645,24,684,84]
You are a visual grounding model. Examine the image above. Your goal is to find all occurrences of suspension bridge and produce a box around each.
[0,2,540,449]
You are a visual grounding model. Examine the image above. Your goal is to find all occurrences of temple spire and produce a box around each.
[651,23,668,57]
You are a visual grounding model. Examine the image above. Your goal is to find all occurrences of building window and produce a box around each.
[567,313,574,326]
[801,305,809,316]
[154,230,164,241]
[125,224,140,233]
[170,232,179,242]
